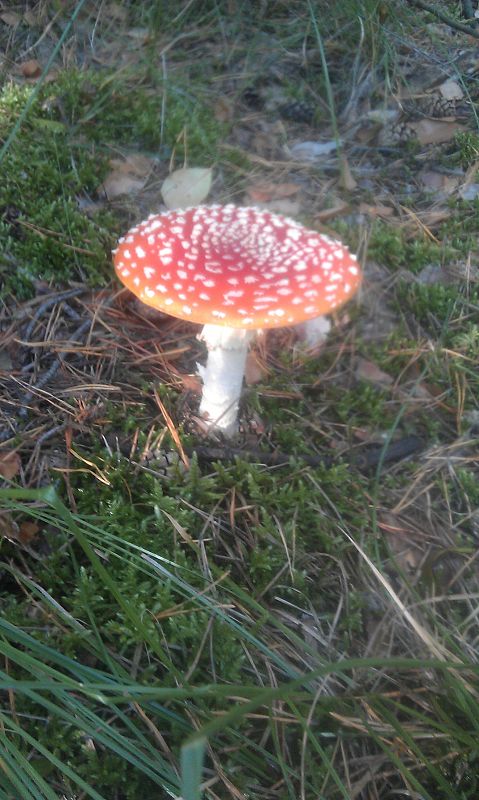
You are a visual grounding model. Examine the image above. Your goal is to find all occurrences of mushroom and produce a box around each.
[113,204,361,436]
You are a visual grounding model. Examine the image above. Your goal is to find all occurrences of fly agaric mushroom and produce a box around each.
[113,204,361,436]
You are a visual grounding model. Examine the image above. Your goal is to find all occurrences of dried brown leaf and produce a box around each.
[17,521,40,544]
[355,358,394,387]
[21,59,42,78]
[339,154,357,191]
[246,181,300,203]
[0,11,21,26]
[409,119,467,145]
[418,170,460,195]
[0,451,21,480]
[100,154,155,199]
[315,200,350,221]
[358,203,394,218]
[245,351,268,385]
[214,96,234,123]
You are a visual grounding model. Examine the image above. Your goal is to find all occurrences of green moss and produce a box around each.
[368,221,444,274]
[454,131,479,168]
[0,65,226,299]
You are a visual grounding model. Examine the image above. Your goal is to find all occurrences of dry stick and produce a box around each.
[22,288,86,343]
[406,0,479,38]
[17,318,93,419]
[187,435,424,473]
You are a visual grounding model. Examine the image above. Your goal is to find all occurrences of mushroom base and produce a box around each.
[197,324,254,437]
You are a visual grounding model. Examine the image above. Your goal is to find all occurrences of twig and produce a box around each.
[187,435,424,473]
[406,0,479,38]
[23,288,86,342]
[17,319,93,418]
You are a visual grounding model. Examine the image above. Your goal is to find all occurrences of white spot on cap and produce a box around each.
[212,310,226,319]
[199,292,210,301]
[144,267,155,279]
[136,246,146,258]
[155,284,168,293]
[144,287,155,298]
[182,305,192,314]
[123,249,131,259]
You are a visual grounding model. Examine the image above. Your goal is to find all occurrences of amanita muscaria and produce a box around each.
[114,204,361,436]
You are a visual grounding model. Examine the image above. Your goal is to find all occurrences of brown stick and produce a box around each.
[406,0,479,38]
[188,435,424,473]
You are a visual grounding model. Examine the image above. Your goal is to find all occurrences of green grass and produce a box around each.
[1,482,479,799]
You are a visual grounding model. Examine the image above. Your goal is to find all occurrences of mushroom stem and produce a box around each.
[296,315,331,349]
[197,324,254,436]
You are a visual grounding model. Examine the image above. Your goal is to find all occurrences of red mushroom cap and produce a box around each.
[113,204,361,329]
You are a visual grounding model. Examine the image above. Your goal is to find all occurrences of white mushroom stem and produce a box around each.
[197,324,254,436]
[295,315,331,349]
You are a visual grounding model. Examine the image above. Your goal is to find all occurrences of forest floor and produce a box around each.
[1,2,479,799]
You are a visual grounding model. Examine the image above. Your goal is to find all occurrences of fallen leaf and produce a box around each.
[459,183,479,200]
[127,27,149,41]
[102,173,145,198]
[214,96,234,123]
[245,351,268,385]
[253,198,301,216]
[437,78,464,101]
[358,203,394,218]
[409,119,467,145]
[0,11,21,26]
[378,512,422,573]
[17,521,39,544]
[245,181,300,203]
[0,512,19,540]
[290,140,338,161]
[355,358,394,387]
[100,153,155,199]
[315,200,350,221]
[21,59,41,79]
[23,10,39,26]
[176,373,202,394]
[418,170,461,195]
[0,451,21,480]
[367,108,400,125]
[161,167,212,209]
[339,154,357,191]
